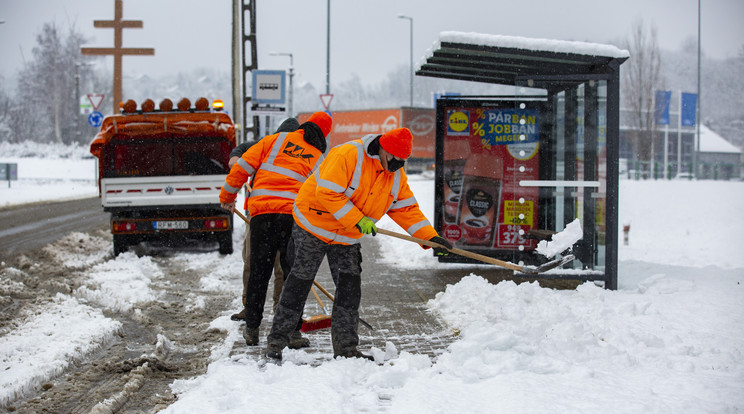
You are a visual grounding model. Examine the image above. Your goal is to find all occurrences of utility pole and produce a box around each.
[232,0,242,138]
[241,0,259,142]
[326,0,331,96]
[694,0,702,178]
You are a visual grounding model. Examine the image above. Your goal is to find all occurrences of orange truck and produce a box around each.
[298,107,436,172]
[89,97,236,255]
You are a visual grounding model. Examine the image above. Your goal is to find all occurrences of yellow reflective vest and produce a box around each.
[293,134,438,245]
[220,131,324,217]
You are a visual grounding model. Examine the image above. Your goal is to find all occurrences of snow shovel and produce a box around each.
[233,209,374,331]
[310,280,375,331]
[375,228,574,275]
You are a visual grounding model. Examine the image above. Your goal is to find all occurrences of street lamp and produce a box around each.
[74,62,94,141]
[269,51,294,118]
[398,14,413,107]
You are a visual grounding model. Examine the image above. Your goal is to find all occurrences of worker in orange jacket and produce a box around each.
[265,127,452,361]
[228,117,300,322]
[220,111,332,349]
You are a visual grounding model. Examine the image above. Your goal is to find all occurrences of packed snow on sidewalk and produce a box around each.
[1,144,743,412]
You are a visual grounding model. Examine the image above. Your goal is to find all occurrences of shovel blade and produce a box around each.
[535,254,575,273]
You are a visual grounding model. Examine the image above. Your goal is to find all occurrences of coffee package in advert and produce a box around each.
[456,154,503,247]
[442,139,471,225]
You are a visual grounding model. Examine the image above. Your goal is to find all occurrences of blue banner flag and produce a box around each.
[654,90,672,125]
[681,92,697,127]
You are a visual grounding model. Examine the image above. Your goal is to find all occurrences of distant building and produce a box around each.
[697,125,742,180]
[619,109,742,180]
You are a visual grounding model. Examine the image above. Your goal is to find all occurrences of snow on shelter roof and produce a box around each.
[417,31,629,89]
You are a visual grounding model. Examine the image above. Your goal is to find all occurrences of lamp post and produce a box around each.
[269,51,294,117]
[398,14,413,107]
[74,62,93,141]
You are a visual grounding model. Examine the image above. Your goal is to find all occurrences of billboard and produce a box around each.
[298,108,436,159]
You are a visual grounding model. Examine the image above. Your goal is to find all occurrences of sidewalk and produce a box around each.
[229,236,520,361]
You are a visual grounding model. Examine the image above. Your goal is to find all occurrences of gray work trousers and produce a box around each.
[267,224,363,355]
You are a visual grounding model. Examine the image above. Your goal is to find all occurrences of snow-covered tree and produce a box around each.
[10,23,96,144]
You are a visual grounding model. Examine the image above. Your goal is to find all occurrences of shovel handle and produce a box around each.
[375,228,525,273]
[313,280,335,301]
[233,209,250,225]
[311,286,325,307]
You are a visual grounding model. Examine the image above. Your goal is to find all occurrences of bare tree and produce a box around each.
[622,19,664,171]
[11,23,94,144]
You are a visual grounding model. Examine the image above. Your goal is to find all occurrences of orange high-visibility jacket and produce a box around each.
[293,134,438,245]
[220,131,324,217]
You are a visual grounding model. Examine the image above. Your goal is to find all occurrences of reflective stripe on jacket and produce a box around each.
[219,131,324,217]
[292,134,438,245]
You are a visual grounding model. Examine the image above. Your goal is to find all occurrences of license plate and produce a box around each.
[154,220,188,230]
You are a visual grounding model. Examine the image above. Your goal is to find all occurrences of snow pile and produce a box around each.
[535,218,583,258]
[41,232,112,270]
[74,252,164,313]
[0,294,122,407]
[426,273,743,412]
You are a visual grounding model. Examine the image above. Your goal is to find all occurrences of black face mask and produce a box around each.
[387,157,406,172]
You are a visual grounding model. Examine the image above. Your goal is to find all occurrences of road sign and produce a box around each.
[80,96,93,115]
[319,94,334,110]
[1,163,17,188]
[252,70,286,105]
[88,111,104,127]
[87,94,105,111]
[250,105,286,116]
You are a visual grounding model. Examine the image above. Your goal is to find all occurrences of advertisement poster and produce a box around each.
[439,104,541,253]
[298,108,435,159]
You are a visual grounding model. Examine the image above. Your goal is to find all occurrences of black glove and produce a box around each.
[429,236,452,256]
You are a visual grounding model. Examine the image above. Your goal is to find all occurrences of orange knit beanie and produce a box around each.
[307,111,333,137]
[379,128,413,159]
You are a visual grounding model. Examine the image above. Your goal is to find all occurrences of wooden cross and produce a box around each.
[81,0,154,112]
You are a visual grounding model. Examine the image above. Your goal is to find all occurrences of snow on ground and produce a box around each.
[1,146,743,412]
[0,142,98,206]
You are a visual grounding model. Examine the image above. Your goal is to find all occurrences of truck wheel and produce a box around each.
[218,233,233,255]
[113,235,129,256]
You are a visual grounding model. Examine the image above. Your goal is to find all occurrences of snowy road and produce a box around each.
[0,197,108,260]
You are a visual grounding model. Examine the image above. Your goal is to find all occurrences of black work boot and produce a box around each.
[243,326,259,346]
[265,343,283,360]
[333,348,374,361]
[288,330,310,349]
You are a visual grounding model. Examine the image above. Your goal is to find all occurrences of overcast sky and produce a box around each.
[1,0,742,91]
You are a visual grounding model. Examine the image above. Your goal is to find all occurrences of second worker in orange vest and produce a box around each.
[265,127,452,361]
[220,111,332,348]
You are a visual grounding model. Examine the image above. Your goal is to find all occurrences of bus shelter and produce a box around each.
[418,32,628,289]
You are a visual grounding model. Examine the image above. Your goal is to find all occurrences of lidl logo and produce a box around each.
[447,110,469,135]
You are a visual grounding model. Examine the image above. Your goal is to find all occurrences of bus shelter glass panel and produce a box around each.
[544,81,609,275]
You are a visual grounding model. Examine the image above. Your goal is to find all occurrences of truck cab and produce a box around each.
[89,97,236,255]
